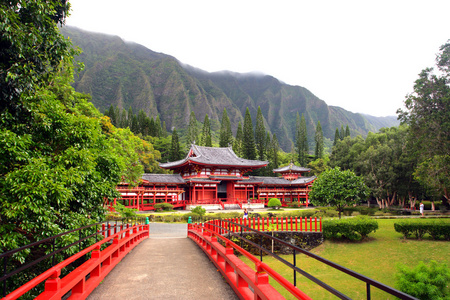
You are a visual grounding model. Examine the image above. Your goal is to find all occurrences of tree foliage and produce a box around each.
[296,113,308,166]
[200,114,212,147]
[398,40,450,202]
[309,167,369,218]
[314,121,324,159]
[255,106,266,160]
[219,108,232,147]
[243,107,256,159]
[396,260,450,300]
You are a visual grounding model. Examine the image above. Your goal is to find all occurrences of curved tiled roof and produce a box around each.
[246,175,316,186]
[160,145,268,169]
[141,174,185,184]
[273,163,310,173]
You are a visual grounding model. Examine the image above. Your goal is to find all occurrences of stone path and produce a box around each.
[88,224,238,300]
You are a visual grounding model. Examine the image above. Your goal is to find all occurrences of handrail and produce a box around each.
[191,220,417,300]
[1,217,147,298]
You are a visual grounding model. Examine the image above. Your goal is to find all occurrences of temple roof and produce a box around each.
[273,163,311,173]
[141,174,185,184]
[245,176,316,186]
[159,144,268,169]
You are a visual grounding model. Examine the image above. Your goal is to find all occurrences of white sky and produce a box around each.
[66,0,450,117]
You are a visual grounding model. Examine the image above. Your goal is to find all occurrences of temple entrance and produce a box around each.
[217,181,227,200]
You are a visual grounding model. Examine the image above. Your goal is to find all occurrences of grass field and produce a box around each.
[242,218,450,299]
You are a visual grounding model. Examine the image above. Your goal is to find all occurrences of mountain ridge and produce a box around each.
[61,26,399,151]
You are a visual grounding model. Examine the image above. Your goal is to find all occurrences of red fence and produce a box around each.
[188,223,312,300]
[206,216,322,234]
[3,223,149,300]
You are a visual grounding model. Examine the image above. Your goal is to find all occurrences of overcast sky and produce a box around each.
[66,0,450,117]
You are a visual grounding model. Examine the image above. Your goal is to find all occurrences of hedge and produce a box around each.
[394,220,450,240]
[323,216,378,241]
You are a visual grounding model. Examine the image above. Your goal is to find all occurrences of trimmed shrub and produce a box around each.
[394,220,450,240]
[154,203,174,211]
[268,198,282,209]
[396,260,450,299]
[323,216,378,241]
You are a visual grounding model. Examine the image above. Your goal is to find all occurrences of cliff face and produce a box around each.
[62,26,399,151]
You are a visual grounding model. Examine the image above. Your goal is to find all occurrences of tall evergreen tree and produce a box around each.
[333,128,340,146]
[345,125,351,138]
[120,109,128,128]
[315,121,324,159]
[219,108,233,147]
[161,121,168,137]
[200,114,212,146]
[263,132,273,175]
[233,121,244,156]
[272,133,279,169]
[255,106,266,160]
[340,125,345,140]
[187,111,198,144]
[170,128,181,161]
[155,116,163,137]
[243,108,256,159]
[127,107,134,128]
[297,113,308,166]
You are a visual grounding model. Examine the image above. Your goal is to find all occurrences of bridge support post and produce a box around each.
[44,269,61,293]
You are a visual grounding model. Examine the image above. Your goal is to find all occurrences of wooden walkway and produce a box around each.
[88,224,238,300]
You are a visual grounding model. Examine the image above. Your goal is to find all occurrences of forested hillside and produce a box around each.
[61,26,399,151]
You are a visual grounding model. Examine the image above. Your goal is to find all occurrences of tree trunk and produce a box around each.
[376,197,382,209]
[431,201,435,211]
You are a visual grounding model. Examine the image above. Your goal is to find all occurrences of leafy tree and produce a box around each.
[243,107,256,159]
[200,114,212,147]
[255,106,266,160]
[219,108,232,147]
[396,261,450,300]
[187,110,198,145]
[233,121,244,156]
[314,121,324,159]
[398,40,450,202]
[309,167,369,218]
[0,0,76,116]
[345,124,350,137]
[307,157,329,176]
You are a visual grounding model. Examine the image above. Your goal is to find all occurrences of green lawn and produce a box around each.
[242,218,450,299]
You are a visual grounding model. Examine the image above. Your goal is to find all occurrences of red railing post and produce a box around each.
[258,217,260,231]
[276,217,279,231]
[290,216,293,231]
[305,217,307,231]
[315,217,317,232]
[295,217,298,231]
[320,217,322,231]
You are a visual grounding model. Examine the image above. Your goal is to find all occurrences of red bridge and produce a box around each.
[1,218,417,300]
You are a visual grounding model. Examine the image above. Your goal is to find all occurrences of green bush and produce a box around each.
[394,220,450,240]
[154,203,174,211]
[113,203,138,218]
[268,198,282,209]
[396,260,450,299]
[323,216,378,241]
[190,206,206,216]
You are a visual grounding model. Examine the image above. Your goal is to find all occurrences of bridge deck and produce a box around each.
[88,224,238,300]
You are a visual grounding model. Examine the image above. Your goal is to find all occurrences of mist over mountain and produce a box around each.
[61,26,399,151]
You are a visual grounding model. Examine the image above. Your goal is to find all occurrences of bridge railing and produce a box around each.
[188,220,417,300]
[1,217,149,299]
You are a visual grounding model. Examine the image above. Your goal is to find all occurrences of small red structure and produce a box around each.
[108,145,315,211]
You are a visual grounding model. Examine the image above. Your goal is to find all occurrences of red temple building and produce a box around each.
[109,145,316,211]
